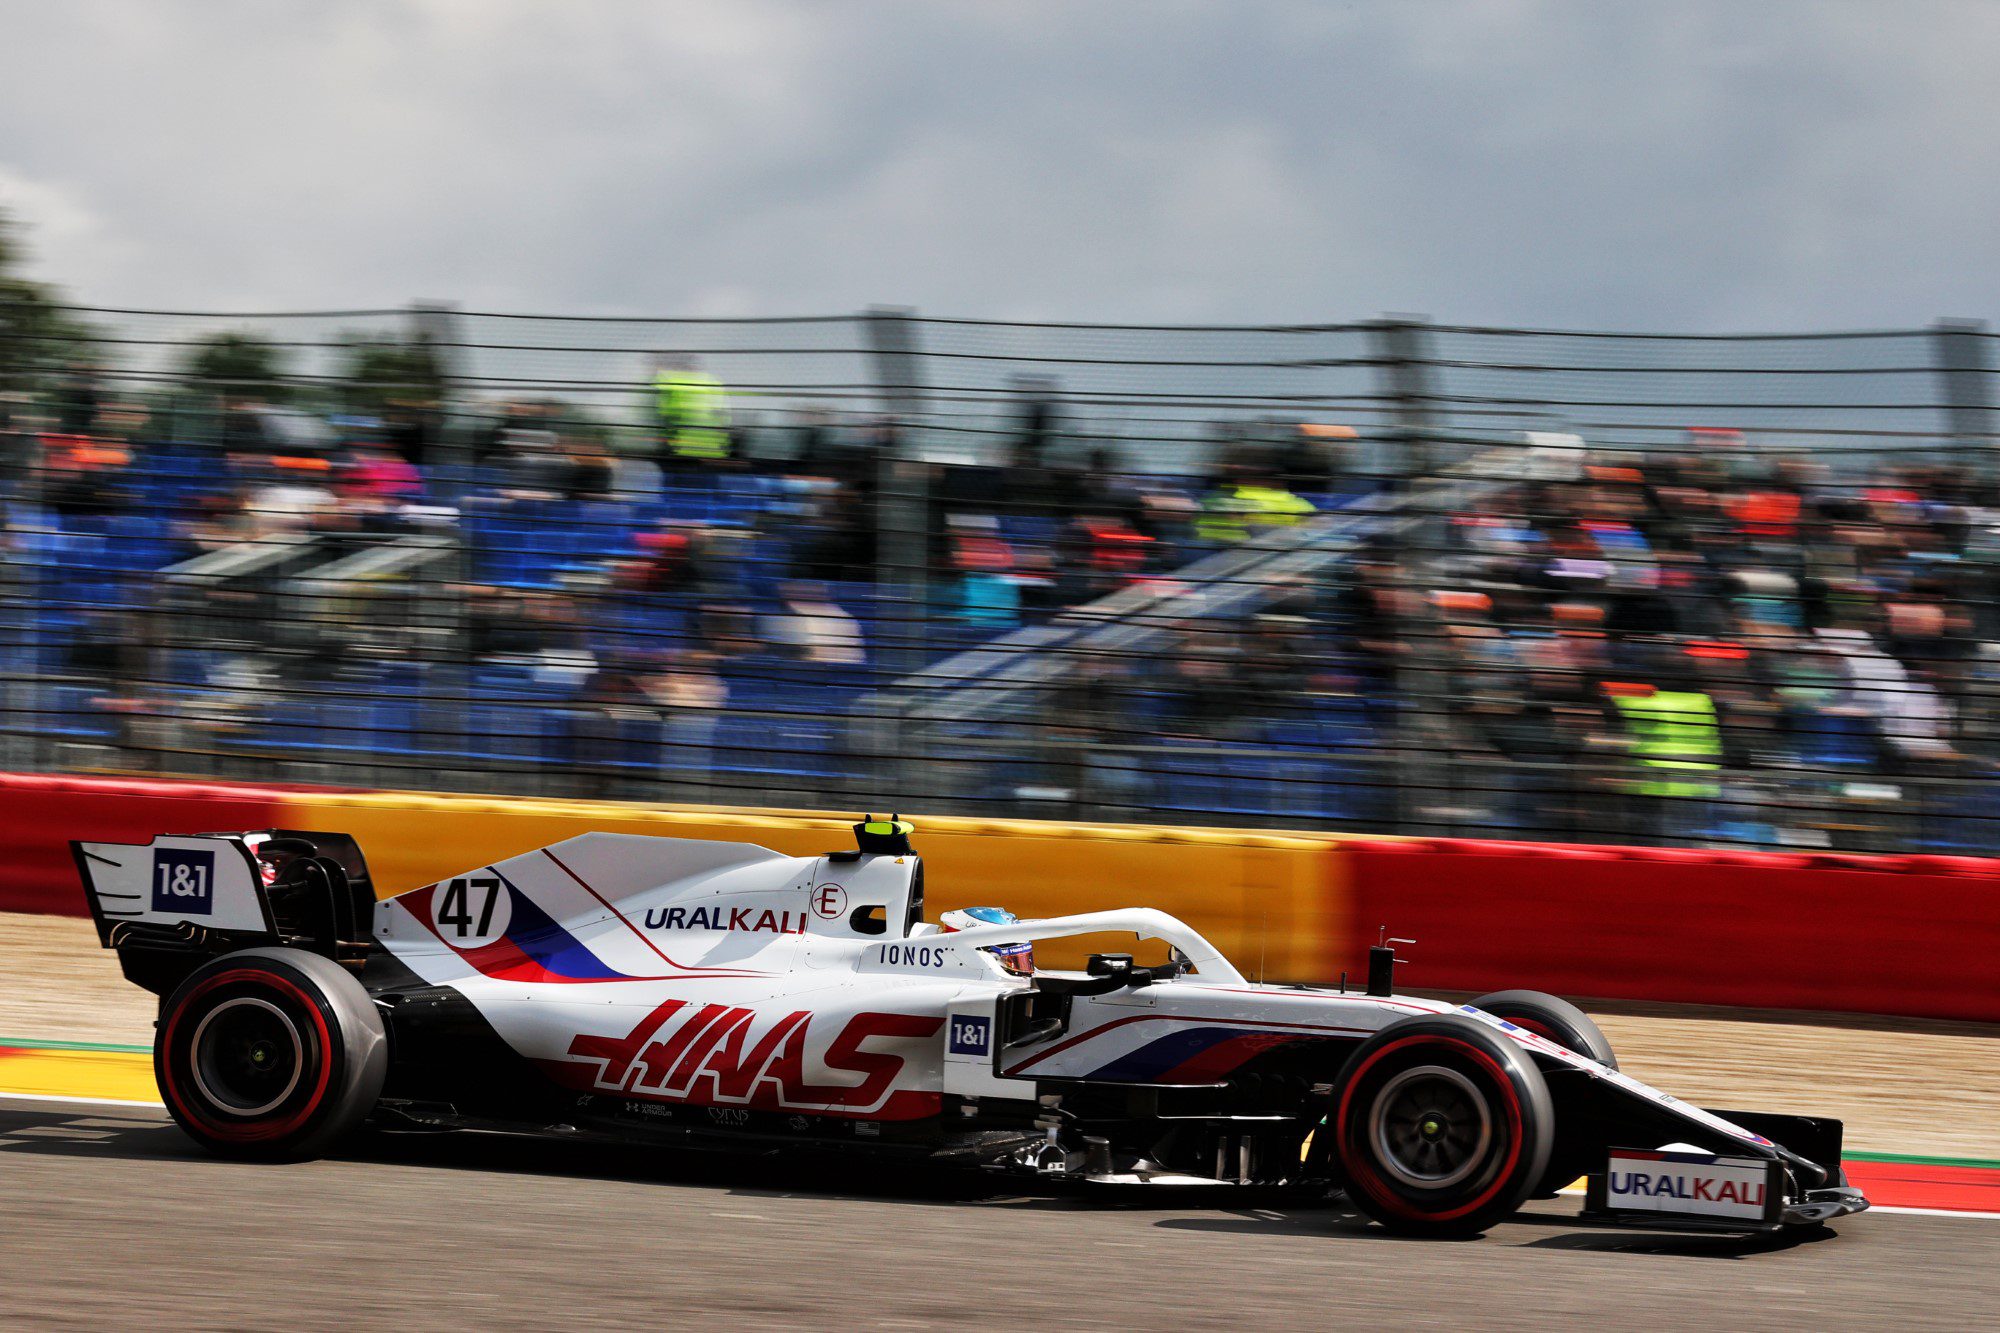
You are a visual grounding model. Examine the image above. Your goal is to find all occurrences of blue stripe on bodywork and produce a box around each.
[500,876,628,980]
[1085,1027,1239,1082]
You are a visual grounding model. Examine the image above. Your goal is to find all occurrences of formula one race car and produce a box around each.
[73,818,1868,1238]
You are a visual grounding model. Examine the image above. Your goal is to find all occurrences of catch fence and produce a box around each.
[1,301,1996,853]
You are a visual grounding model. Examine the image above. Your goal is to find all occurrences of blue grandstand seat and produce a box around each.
[720,656,804,710]
[1151,739,1226,816]
[97,514,179,569]
[317,700,371,752]
[469,703,544,762]
[18,529,96,566]
[1265,755,1365,823]
[611,713,666,774]
[161,648,217,687]
[365,697,420,755]
[471,664,547,700]
[1787,709,1880,769]
[658,486,717,525]
[248,697,322,752]
[997,517,1059,547]
[709,708,842,780]
[1263,696,1375,753]
[1912,788,2000,856]
[574,501,639,556]
[43,683,118,742]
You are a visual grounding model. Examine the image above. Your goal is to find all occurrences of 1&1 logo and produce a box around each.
[948,1016,991,1056]
[152,848,216,915]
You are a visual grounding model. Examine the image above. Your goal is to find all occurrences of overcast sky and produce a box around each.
[1,0,1996,330]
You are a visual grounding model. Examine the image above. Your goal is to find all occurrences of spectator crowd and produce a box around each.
[6,356,1999,852]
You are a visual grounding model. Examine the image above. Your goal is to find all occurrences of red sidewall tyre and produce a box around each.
[1334,1016,1554,1237]
[1465,990,1617,1197]
[156,948,386,1161]
[1467,989,1618,1070]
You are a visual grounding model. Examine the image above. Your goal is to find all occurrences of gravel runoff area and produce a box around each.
[3,910,1994,1159]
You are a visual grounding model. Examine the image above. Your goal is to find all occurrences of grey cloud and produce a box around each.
[0,0,1995,329]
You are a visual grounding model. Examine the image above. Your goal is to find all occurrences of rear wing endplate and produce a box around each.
[73,834,277,944]
[71,829,377,999]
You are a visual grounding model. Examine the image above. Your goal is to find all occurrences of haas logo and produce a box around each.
[564,1003,939,1118]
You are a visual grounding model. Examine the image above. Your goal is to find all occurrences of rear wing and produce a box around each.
[72,830,376,996]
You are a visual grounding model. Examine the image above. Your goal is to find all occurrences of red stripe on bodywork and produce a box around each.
[1157,1031,1307,1084]
[542,847,763,976]
[404,883,621,984]
[401,877,764,984]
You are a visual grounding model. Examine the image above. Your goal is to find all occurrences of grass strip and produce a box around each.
[0,1036,150,1054]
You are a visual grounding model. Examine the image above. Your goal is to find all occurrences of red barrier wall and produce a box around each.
[1344,838,2000,1023]
[0,773,285,916]
[6,773,1997,1023]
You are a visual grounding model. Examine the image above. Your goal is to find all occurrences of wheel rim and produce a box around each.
[1369,1064,1493,1190]
[190,996,305,1117]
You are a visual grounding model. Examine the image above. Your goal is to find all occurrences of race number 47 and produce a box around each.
[434,876,507,943]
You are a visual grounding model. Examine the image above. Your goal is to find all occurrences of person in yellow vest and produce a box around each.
[1193,475,1317,545]
[1605,677,1723,841]
[651,354,731,472]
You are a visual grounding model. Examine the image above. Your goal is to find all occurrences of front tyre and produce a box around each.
[1333,1016,1553,1238]
[156,947,387,1161]
[1468,989,1617,1069]
[1468,989,1617,1197]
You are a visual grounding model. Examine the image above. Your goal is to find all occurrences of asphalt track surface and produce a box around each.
[2,1098,1994,1330]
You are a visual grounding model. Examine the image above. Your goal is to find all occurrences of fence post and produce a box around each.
[0,294,49,773]
[409,302,471,787]
[409,302,465,491]
[1366,316,1451,834]
[864,307,930,677]
[1932,318,1995,477]
[1924,318,1996,847]
[1367,316,1444,482]
[0,530,25,773]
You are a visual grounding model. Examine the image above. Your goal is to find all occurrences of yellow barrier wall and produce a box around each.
[278,791,1350,984]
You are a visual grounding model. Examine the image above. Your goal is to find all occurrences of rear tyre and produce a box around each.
[1333,1015,1553,1238]
[1468,989,1618,1069]
[155,947,387,1161]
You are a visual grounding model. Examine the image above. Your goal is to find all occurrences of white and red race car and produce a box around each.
[74,817,1867,1238]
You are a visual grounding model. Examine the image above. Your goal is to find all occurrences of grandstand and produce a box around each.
[3,307,1998,853]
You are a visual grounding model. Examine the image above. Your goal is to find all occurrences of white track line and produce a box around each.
[1867,1205,2000,1221]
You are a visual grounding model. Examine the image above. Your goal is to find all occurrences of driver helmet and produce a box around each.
[938,906,1034,976]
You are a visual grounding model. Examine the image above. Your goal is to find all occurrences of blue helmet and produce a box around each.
[939,906,1034,976]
